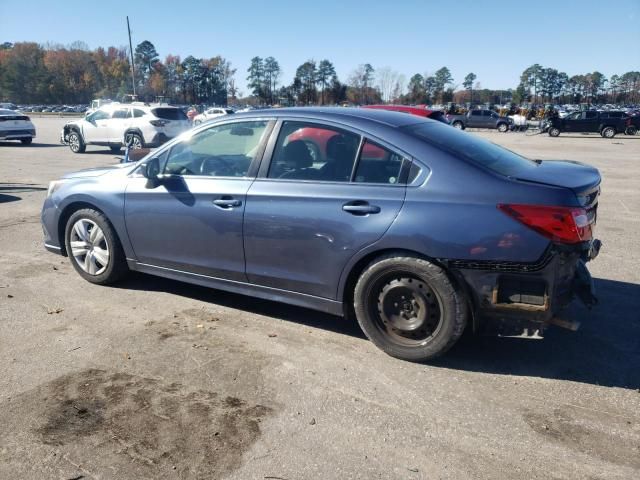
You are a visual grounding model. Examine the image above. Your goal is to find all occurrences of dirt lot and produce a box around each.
[1,117,639,479]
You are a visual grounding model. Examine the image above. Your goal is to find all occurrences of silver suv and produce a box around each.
[60,103,190,153]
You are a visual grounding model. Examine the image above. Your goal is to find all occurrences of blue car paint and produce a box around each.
[42,107,598,319]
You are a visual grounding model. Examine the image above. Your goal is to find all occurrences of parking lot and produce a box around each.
[0,117,639,479]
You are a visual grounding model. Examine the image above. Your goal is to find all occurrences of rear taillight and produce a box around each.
[498,204,593,244]
[150,119,167,127]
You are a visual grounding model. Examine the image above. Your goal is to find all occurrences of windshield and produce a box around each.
[404,121,538,177]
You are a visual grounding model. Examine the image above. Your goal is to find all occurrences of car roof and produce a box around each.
[0,108,18,115]
[232,107,428,129]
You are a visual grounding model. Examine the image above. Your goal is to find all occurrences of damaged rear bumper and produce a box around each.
[448,239,601,337]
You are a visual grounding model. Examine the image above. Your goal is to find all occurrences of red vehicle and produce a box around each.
[363,105,450,124]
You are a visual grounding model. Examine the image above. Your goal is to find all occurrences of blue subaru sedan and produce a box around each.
[42,108,601,361]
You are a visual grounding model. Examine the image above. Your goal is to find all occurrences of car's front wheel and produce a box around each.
[68,131,86,153]
[354,254,468,362]
[601,126,616,138]
[65,208,128,285]
[497,122,508,132]
[452,121,464,129]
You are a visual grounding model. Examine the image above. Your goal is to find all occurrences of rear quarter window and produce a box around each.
[404,121,538,177]
[151,108,188,121]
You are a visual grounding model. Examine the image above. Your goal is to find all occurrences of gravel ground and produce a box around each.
[0,117,639,480]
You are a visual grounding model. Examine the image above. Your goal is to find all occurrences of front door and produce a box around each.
[82,109,112,143]
[244,120,408,299]
[124,120,272,281]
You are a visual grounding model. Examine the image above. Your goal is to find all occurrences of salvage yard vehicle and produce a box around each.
[0,108,36,144]
[546,110,631,138]
[446,109,513,132]
[193,107,235,125]
[42,108,601,362]
[60,104,190,153]
[363,105,450,124]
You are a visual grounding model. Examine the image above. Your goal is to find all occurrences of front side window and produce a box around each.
[584,111,598,119]
[163,121,268,177]
[354,140,406,184]
[88,109,110,121]
[267,121,360,182]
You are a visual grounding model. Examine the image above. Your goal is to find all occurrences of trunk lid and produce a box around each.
[511,160,601,194]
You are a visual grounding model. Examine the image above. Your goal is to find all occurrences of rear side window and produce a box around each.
[354,140,405,184]
[584,111,597,119]
[268,121,360,182]
[133,109,145,118]
[151,108,188,120]
[112,109,129,119]
[404,121,538,177]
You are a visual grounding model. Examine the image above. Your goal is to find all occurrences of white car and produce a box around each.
[0,108,36,145]
[60,103,190,153]
[193,107,234,125]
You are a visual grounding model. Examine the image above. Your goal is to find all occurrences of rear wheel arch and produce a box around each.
[341,248,471,315]
[124,128,145,146]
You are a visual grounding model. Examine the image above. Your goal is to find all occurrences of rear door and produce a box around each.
[108,107,131,144]
[468,110,482,127]
[243,119,408,299]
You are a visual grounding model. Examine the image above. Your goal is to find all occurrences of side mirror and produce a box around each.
[141,157,161,188]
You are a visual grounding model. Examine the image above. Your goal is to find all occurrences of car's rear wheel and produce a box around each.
[548,127,560,137]
[21,137,33,145]
[68,131,86,153]
[124,132,143,149]
[354,254,467,362]
[601,126,616,138]
[65,208,128,285]
[626,126,638,135]
[497,122,508,132]
[452,121,464,129]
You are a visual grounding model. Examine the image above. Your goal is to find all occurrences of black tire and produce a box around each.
[68,131,86,153]
[626,126,638,136]
[548,127,560,137]
[20,137,33,145]
[452,121,464,130]
[124,132,144,149]
[497,122,508,133]
[601,126,616,138]
[110,146,122,153]
[354,254,468,362]
[64,208,128,285]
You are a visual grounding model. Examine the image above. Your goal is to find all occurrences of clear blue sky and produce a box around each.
[1,0,638,94]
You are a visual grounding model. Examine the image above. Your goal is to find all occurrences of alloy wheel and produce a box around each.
[69,134,80,152]
[69,219,110,275]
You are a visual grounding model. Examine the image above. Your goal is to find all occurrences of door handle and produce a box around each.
[213,197,242,208]
[342,201,381,215]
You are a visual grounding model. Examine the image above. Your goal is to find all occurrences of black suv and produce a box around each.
[547,110,630,138]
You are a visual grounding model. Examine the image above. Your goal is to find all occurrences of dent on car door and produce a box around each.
[243,120,408,299]
[124,120,273,280]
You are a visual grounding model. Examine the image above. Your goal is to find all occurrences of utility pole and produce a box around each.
[127,16,136,97]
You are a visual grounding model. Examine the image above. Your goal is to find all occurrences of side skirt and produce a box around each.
[128,261,344,317]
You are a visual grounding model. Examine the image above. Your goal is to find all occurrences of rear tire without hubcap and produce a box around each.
[354,254,467,362]
[65,208,128,284]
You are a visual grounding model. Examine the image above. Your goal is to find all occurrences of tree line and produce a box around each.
[1,41,638,106]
